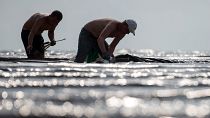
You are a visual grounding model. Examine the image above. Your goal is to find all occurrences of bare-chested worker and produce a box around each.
[74,18,137,63]
[21,10,63,59]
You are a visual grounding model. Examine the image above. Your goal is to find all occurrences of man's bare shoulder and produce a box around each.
[23,13,47,30]
[30,13,47,22]
[94,18,120,23]
[32,13,48,17]
[86,18,120,28]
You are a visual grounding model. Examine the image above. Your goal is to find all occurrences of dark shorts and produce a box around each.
[74,28,108,63]
[21,30,44,58]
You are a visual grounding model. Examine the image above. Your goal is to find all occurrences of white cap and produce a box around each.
[125,19,137,36]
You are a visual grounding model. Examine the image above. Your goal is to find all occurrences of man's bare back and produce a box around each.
[84,18,120,38]
[23,13,55,34]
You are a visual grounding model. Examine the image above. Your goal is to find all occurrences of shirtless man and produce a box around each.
[74,18,137,63]
[21,10,63,59]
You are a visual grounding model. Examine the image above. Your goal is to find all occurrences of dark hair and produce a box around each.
[51,10,63,21]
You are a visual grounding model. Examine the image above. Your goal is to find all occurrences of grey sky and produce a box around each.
[1,0,210,51]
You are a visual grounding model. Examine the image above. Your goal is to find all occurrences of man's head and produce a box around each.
[50,10,63,21]
[48,10,63,24]
[124,19,137,36]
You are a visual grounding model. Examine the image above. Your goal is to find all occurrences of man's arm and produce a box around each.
[48,28,56,46]
[48,29,55,42]
[108,34,125,55]
[97,21,116,54]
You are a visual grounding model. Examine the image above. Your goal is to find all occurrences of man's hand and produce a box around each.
[102,52,115,63]
[50,40,56,46]
[102,52,110,60]
[110,56,116,63]
[27,45,33,54]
